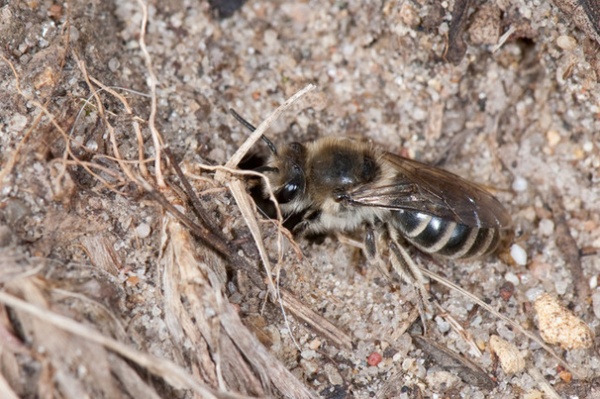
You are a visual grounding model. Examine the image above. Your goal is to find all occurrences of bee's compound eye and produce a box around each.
[276,182,300,204]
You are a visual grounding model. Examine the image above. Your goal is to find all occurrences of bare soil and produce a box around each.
[1,1,599,398]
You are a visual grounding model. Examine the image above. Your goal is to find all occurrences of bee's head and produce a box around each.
[228,108,308,211]
[262,141,308,206]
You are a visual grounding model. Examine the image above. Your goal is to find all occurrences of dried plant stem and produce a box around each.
[223,83,315,170]
[136,0,165,187]
[0,291,256,399]
[279,289,352,349]
[0,372,19,399]
[0,54,130,194]
[88,76,151,179]
[195,164,301,257]
[528,367,561,399]
[228,181,277,297]
[217,85,315,298]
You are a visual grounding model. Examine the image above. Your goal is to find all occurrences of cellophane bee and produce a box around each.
[232,110,513,317]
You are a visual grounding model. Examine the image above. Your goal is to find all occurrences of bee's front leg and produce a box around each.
[292,209,322,236]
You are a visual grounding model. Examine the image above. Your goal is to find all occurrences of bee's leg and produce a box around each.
[364,223,393,279]
[365,218,387,260]
[293,221,308,235]
[387,232,431,333]
[364,225,377,259]
[292,209,320,235]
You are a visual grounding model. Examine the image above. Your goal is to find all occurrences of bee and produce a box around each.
[232,110,513,314]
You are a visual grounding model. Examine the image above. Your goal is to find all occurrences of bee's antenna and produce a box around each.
[229,108,257,131]
[229,108,278,155]
[259,135,278,156]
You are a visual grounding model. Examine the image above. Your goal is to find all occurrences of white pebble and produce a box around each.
[135,223,151,238]
[85,139,98,151]
[108,57,120,72]
[538,219,555,236]
[592,291,600,319]
[590,275,598,290]
[525,287,544,302]
[554,279,569,296]
[324,363,343,385]
[301,359,318,375]
[401,358,415,371]
[512,176,528,192]
[504,272,520,286]
[556,35,577,50]
[525,287,545,302]
[510,243,527,266]
[435,316,450,333]
[263,29,279,47]
[9,114,28,132]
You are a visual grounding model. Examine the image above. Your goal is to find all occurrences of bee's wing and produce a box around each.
[346,152,512,229]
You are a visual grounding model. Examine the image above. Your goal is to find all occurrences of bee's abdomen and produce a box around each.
[392,210,502,259]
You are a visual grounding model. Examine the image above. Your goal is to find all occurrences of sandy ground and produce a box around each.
[1,0,599,398]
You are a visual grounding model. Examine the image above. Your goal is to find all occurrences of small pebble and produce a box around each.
[301,349,316,360]
[538,218,555,236]
[367,352,382,367]
[512,176,528,192]
[9,114,28,132]
[528,257,552,280]
[399,1,420,28]
[263,29,279,47]
[324,363,343,385]
[510,244,527,266]
[523,390,544,399]
[85,139,98,151]
[435,316,451,333]
[499,281,516,301]
[108,57,120,72]
[308,338,321,350]
[300,359,318,375]
[401,358,415,371]
[592,291,600,319]
[497,324,516,341]
[0,225,13,247]
[558,369,572,383]
[590,275,598,290]
[546,130,561,147]
[525,287,545,302]
[504,272,520,286]
[3,198,31,225]
[556,35,577,50]
[135,223,151,238]
[425,371,460,390]
[554,279,569,296]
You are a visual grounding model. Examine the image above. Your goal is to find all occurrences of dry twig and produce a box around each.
[0,290,252,399]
